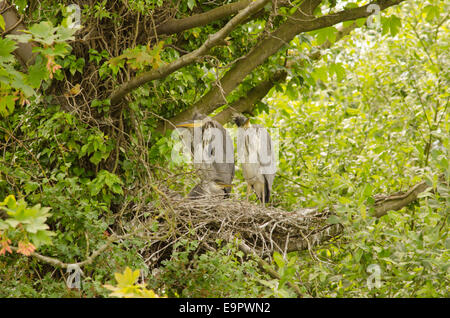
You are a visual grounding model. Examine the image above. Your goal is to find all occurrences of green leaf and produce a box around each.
[25,220,49,234]
[326,215,341,224]
[26,62,47,88]
[330,63,346,82]
[312,65,328,83]
[0,95,15,117]
[90,151,103,165]
[30,230,55,248]
[187,0,196,10]
[1,195,17,209]
[382,16,402,37]
[27,21,56,44]
[111,184,124,195]
[4,218,20,228]
[285,83,299,100]
[0,15,5,31]
[315,27,337,45]
[273,251,285,268]
[0,38,17,57]
[423,5,440,22]
[356,17,367,27]
[115,267,140,287]
[389,16,402,36]
[6,33,32,44]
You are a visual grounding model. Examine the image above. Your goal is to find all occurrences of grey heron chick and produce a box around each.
[176,113,235,198]
[233,114,276,204]
[188,179,234,199]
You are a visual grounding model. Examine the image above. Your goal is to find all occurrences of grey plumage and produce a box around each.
[234,114,275,204]
[188,179,232,199]
[177,113,235,198]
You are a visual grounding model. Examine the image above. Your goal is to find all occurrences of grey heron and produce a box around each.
[233,114,275,204]
[176,113,235,198]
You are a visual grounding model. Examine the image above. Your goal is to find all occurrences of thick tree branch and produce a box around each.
[212,70,287,125]
[109,0,270,106]
[156,0,293,36]
[0,1,35,68]
[213,22,358,125]
[156,0,252,35]
[162,0,405,130]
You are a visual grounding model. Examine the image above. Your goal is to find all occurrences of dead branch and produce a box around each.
[372,175,446,217]
[9,234,118,269]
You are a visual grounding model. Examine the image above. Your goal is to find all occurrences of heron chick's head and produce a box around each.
[232,114,249,127]
[176,113,211,129]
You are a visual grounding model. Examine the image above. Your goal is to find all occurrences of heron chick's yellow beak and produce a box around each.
[176,121,203,128]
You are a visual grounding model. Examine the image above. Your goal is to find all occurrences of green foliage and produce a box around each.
[1,15,77,117]
[79,133,114,165]
[104,267,164,298]
[259,252,299,297]
[0,195,55,252]
[0,0,448,299]
[157,240,269,297]
[255,0,449,297]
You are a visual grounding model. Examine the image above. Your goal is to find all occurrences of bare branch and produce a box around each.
[9,235,117,269]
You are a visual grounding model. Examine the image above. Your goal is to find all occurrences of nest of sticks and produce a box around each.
[124,190,344,266]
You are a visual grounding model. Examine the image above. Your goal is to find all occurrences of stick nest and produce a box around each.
[125,190,344,267]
